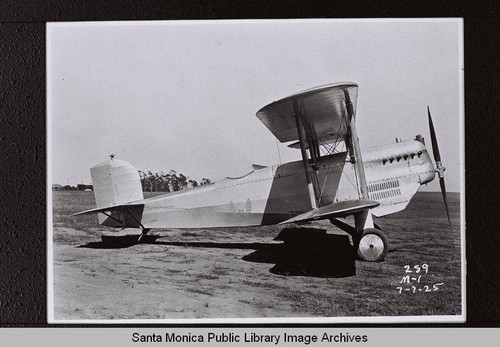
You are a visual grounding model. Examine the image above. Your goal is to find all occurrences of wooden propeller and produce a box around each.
[427,106,452,232]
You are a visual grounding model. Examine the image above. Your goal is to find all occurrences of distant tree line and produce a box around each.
[138,170,211,192]
[52,170,211,193]
[52,185,79,191]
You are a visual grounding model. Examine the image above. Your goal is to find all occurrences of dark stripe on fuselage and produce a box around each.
[261,152,348,225]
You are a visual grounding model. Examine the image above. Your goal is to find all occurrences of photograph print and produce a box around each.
[47,19,464,323]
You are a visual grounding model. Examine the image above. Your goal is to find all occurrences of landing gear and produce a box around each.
[356,228,388,262]
[329,217,389,262]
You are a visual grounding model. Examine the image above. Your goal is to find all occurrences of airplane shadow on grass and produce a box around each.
[242,227,355,278]
[79,227,356,278]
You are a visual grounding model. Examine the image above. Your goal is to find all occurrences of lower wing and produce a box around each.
[280,199,379,224]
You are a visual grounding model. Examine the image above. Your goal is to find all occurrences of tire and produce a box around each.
[356,228,388,262]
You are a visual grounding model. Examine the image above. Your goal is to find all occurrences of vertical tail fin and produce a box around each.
[90,158,143,224]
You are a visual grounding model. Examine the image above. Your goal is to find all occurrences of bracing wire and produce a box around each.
[275,138,282,165]
[336,162,358,193]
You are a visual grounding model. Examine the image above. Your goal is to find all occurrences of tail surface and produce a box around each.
[90,158,144,224]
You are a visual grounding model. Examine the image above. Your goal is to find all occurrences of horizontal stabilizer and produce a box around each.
[71,203,144,216]
[279,199,379,224]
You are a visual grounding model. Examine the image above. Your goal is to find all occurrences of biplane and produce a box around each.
[73,82,450,262]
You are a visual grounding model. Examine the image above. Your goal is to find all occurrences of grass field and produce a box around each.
[50,190,463,321]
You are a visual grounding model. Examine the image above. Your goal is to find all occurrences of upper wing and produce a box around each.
[279,198,379,224]
[256,82,358,143]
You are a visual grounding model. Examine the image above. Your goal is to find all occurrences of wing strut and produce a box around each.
[343,90,374,231]
[293,99,319,209]
[344,90,369,200]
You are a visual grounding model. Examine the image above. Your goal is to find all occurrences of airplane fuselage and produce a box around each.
[101,139,435,229]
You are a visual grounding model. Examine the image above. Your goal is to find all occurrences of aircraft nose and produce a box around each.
[418,148,436,185]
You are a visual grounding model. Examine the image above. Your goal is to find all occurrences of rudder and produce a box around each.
[90,157,144,224]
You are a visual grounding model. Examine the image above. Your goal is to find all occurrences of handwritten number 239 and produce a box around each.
[404,264,428,273]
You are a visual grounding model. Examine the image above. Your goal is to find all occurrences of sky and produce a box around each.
[48,19,463,192]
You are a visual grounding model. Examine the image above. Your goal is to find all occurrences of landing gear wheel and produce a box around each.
[357,228,388,262]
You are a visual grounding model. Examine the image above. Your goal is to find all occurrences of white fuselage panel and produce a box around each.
[121,140,435,229]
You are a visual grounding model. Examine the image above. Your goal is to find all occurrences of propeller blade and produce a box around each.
[427,106,441,162]
[428,106,452,232]
[439,177,452,232]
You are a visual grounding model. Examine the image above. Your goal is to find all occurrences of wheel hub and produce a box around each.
[358,234,385,261]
